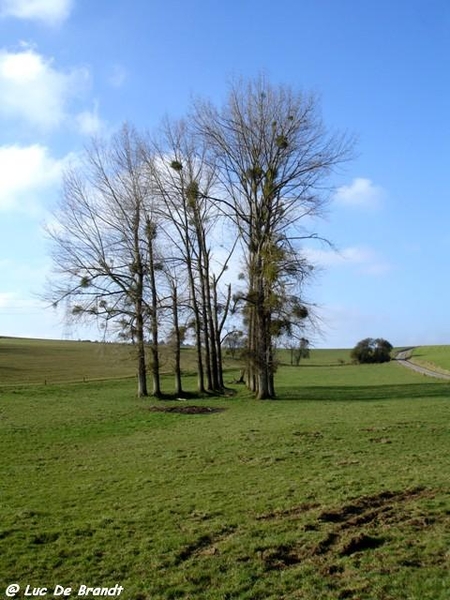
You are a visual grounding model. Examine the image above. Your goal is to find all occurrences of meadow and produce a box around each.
[410,345,450,375]
[0,340,449,599]
[0,337,136,384]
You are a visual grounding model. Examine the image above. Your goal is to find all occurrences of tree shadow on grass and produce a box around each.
[278,382,450,402]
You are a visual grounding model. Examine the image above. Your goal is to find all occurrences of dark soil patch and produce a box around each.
[258,487,436,573]
[175,534,215,562]
[318,487,428,524]
[175,526,236,563]
[259,544,303,570]
[339,533,385,556]
[148,405,225,415]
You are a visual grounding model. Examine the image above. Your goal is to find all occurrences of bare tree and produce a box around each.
[145,120,233,393]
[46,124,162,397]
[160,263,190,397]
[289,337,310,366]
[222,329,245,359]
[194,76,354,398]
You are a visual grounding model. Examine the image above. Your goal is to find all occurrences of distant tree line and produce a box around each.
[46,76,353,399]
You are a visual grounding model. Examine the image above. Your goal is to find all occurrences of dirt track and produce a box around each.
[395,348,450,380]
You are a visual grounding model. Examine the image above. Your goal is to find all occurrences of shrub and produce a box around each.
[351,338,393,364]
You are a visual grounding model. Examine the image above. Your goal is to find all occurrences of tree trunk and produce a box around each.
[150,343,161,397]
[257,372,270,400]
[246,303,257,393]
[203,269,220,392]
[147,226,161,397]
[255,282,274,400]
[213,280,224,389]
[172,285,183,396]
[188,278,205,394]
[135,299,148,397]
[184,241,205,393]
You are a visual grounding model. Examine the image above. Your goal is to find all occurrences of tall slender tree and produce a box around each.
[145,120,233,393]
[194,76,353,398]
[46,124,162,397]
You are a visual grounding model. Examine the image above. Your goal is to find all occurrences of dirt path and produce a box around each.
[395,348,450,380]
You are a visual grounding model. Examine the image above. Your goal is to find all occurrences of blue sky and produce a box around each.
[0,0,449,348]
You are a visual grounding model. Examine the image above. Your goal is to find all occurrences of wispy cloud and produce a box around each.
[0,144,71,213]
[305,245,392,276]
[334,177,386,209]
[0,46,90,131]
[76,101,104,135]
[0,0,74,26]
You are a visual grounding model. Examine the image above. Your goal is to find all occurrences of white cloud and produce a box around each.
[0,47,90,131]
[0,144,69,213]
[305,246,369,267]
[76,102,104,135]
[305,245,392,276]
[334,177,386,209]
[0,0,73,26]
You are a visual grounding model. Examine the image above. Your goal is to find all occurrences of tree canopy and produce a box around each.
[351,338,393,364]
[46,76,354,399]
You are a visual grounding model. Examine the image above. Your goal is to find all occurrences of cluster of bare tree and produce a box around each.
[46,76,352,399]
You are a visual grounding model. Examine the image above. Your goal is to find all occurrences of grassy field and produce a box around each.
[0,338,352,387]
[0,337,136,384]
[410,345,450,375]
[0,339,353,387]
[1,342,450,599]
[0,337,205,386]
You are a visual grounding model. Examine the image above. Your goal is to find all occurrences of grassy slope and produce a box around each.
[410,345,450,374]
[0,339,392,386]
[0,339,352,387]
[0,337,136,384]
[0,337,204,385]
[1,344,450,599]
[277,347,352,367]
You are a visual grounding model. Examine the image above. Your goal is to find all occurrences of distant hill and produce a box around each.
[0,337,357,386]
[5,337,442,386]
[0,337,136,385]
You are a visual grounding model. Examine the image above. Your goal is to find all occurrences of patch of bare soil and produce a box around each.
[339,533,384,556]
[174,526,236,563]
[259,486,437,572]
[169,486,446,599]
[317,486,429,526]
[148,405,225,414]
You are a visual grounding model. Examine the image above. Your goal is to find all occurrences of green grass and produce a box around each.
[0,337,137,384]
[0,340,356,386]
[1,344,450,599]
[277,347,352,367]
[0,337,204,385]
[410,345,450,374]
